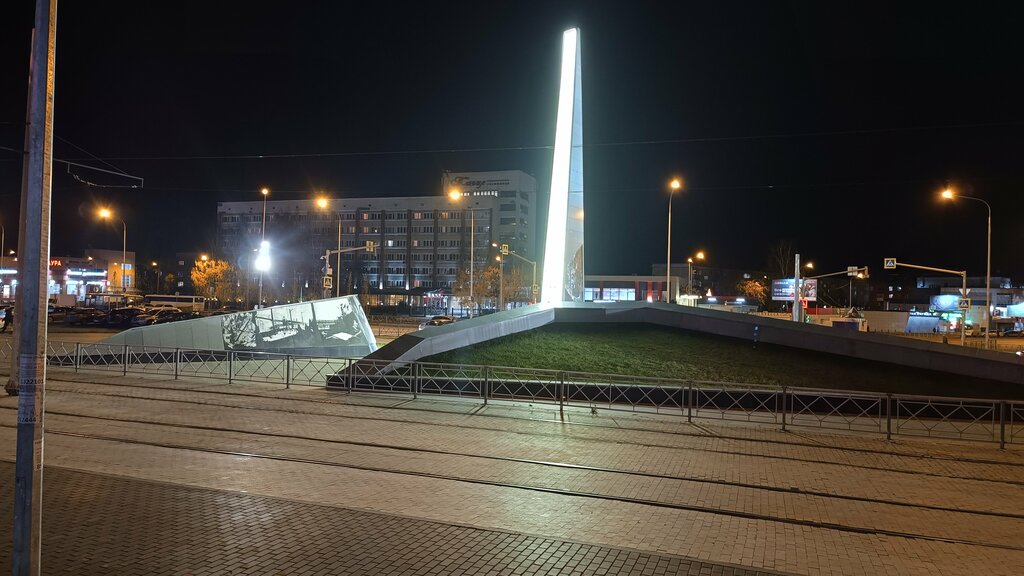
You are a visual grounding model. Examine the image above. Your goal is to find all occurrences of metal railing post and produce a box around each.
[174,348,180,380]
[228,351,234,383]
[780,387,787,431]
[559,371,565,418]
[886,394,893,440]
[483,366,489,405]
[999,401,1006,449]
[687,381,693,422]
[285,355,292,389]
[74,342,81,373]
[346,360,354,393]
[413,362,419,399]
[122,344,129,376]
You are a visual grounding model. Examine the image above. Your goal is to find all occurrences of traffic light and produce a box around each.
[365,240,376,252]
[500,243,509,255]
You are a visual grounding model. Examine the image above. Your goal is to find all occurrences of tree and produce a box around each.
[767,240,794,279]
[736,279,769,308]
[162,272,177,294]
[191,258,241,305]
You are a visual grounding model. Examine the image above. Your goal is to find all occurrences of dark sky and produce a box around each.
[2,1,1022,279]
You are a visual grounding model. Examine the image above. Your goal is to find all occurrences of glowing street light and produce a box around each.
[315,195,342,297]
[98,207,128,292]
[257,187,270,308]
[941,187,992,347]
[686,251,705,298]
[665,178,682,303]
[200,254,209,262]
[449,187,475,317]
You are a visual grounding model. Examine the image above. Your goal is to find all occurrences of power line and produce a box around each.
[49,118,1024,162]
[0,144,145,187]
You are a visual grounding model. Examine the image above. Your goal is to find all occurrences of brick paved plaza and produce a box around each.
[1,368,1023,575]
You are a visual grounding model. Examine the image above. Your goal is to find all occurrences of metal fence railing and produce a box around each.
[1,339,1020,448]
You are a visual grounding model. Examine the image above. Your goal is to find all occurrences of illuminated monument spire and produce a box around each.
[541,28,584,304]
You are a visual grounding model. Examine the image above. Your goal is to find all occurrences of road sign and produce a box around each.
[847,266,859,276]
[883,258,897,270]
[322,276,333,289]
[959,298,971,310]
[958,288,972,296]
[532,284,539,297]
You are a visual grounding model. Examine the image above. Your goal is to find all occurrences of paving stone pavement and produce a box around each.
[0,463,781,576]
[1,368,1023,575]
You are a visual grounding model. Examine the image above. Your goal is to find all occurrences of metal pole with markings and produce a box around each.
[11,1,58,574]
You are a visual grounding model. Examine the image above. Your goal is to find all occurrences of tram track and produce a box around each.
[1,420,1021,554]
[32,376,1024,480]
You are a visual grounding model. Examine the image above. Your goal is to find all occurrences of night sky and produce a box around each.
[1,2,1022,279]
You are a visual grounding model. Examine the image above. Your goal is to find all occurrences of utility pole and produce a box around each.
[792,253,801,322]
[10,2,58,575]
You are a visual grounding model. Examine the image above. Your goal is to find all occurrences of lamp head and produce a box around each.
[941,189,954,200]
[695,251,705,260]
[261,188,269,196]
[315,197,329,209]
[669,178,682,191]
[98,208,112,219]
[448,188,462,201]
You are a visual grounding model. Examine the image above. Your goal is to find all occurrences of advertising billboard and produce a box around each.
[771,278,818,302]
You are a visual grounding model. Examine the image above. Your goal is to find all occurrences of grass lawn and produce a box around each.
[421,323,1024,400]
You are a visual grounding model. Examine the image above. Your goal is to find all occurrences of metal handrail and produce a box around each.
[14,339,1023,447]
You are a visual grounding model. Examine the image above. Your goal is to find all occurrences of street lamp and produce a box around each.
[448,187,475,317]
[496,243,538,304]
[666,178,682,303]
[316,195,342,298]
[942,187,992,347]
[258,187,270,308]
[151,261,161,293]
[686,251,705,299]
[98,208,127,292]
[495,254,504,311]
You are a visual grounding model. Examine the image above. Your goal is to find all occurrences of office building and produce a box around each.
[216,170,537,305]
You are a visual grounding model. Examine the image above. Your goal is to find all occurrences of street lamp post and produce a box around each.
[666,179,681,303]
[316,196,342,298]
[449,188,475,317]
[496,255,504,311]
[502,249,537,304]
[258,187,270,305]
[942,189,992,348]
[98,208,127,292]
[686,251,705,301]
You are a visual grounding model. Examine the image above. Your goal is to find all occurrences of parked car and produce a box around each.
[132,308,182,326]
[418,315,456,330]
[63,307,106,325]
[47,306,75,323]
[72,309,110,326]
[1000,329,1023,337]
[107,307,148,327]
[151,311,200,325]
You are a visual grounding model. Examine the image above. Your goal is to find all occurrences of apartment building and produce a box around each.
[216,170,537,304]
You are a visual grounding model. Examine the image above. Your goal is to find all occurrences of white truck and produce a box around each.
[48,294,77,308]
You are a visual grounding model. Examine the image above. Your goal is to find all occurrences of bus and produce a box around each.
[143,294,207,312]
[84,292,144,310]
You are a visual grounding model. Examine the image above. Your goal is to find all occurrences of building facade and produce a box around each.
[216,170,537,305]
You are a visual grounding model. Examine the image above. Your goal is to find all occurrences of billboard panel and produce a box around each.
[771,278,818,302]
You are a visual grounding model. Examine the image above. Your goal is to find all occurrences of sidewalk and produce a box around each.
[1,368,1022,575]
